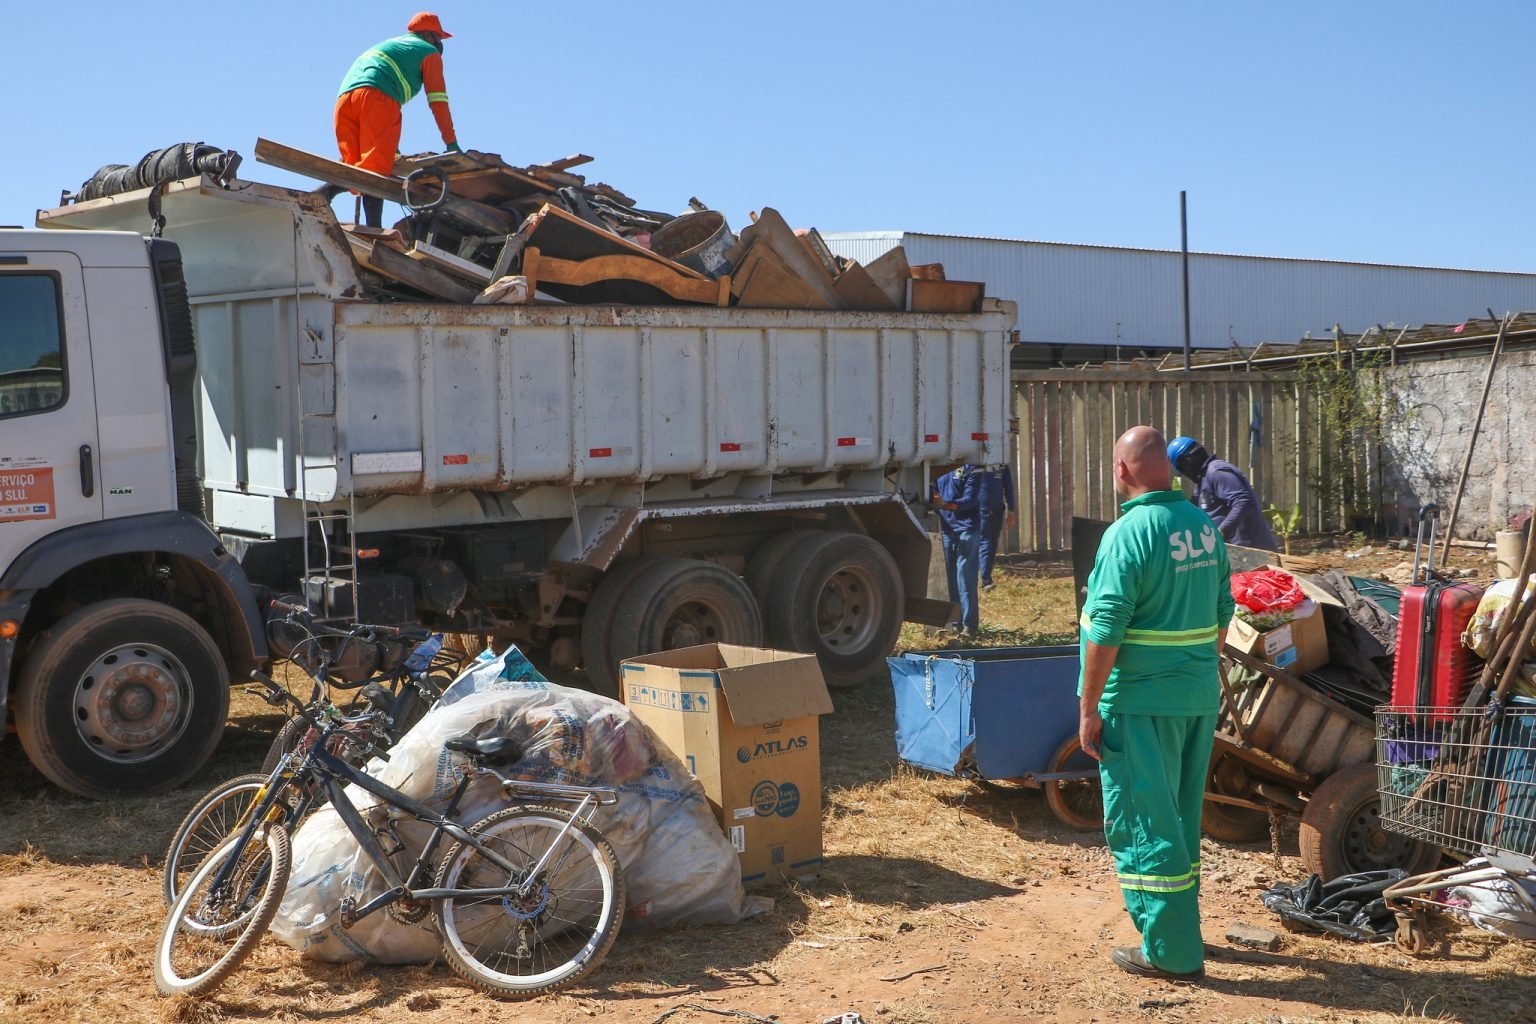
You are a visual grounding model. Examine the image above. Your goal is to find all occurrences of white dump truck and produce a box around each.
[0,173,1013,798]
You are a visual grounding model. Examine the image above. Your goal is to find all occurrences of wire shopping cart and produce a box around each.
[1375,702,1536,953]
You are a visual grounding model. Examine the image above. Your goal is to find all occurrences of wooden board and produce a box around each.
[864,245,911,309]
[910,263,947,281]
[522,204,708,281]
[796,228,841,280]
[833,260,898,311]
[727,208,845,309]
[256,138,514,236]
[731,238,837,309]
[908,278,984,314]
[406,242,493,284]
[523,247,728,307]
[345,234,478,303]
[342,225,406,253]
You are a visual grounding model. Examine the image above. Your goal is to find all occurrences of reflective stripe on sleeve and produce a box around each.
[426,91,449,103]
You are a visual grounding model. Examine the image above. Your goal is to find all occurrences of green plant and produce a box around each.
[1266,503,1303,555]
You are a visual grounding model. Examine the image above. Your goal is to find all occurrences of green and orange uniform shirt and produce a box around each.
[335,33,457,177]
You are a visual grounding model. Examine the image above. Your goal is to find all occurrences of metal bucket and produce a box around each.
[651,210,736,279]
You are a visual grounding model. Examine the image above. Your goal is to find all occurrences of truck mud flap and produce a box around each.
[905,596,957,628]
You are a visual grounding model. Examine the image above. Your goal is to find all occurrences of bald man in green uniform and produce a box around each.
[1078,425,1233,980]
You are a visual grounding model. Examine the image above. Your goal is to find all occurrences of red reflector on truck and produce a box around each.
[925,433,940,444]
[589,447,613,458]
[442,454,468,465]
[971,432,989,441]
[719,442,741,452]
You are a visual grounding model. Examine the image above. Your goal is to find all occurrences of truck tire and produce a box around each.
[745,531,813,609]
[607,559,761,670]
[1298,763,1440,880]
[14,599,229,800]
[580,556,666,697]
[762,532,903,687]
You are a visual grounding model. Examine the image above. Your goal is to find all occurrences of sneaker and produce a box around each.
[959,628,978,641]
[1111,947,1204,981]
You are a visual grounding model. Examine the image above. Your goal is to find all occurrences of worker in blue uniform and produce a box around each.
[977,464,1016,590]
[1167,436,1280,551]
[933,464,982,638]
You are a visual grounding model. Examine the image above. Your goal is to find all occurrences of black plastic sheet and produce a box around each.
[1260,869,1407,942]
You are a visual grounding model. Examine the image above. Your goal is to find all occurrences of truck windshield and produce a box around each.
[0,273,65,416]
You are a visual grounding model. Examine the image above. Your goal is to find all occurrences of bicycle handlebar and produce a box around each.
[269,599,427,643]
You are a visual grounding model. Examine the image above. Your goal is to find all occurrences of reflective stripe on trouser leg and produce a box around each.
[1097,710,1216,974]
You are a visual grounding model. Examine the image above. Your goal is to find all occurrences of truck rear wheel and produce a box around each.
[606,559,761,673]
[580,556,666,697]
[762,532,903,687]
[14,599,229,799]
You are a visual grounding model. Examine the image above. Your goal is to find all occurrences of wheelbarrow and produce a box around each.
[1205,646,1440,879]
[888,645,1102,829]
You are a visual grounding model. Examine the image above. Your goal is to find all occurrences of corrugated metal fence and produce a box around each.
[1012,369,1345,552]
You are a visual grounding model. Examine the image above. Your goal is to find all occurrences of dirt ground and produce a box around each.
[2,540,1534,1024]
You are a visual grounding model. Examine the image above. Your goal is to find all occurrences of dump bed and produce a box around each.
[39,176,1013,511]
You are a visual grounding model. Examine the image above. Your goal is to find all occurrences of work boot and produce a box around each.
[362,195,385,229]
[1111,947,1204,981]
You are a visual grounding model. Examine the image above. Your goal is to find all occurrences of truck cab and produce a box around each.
[0,228,266,799]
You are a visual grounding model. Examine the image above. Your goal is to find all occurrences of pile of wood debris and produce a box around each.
[254,138,982,312]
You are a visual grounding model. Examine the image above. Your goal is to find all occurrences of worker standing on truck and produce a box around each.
[335,12,461,227]
[933,464,982,639]
[977,463,1016,591]
[1167,436,1279,552]
[1078,425,1233,981]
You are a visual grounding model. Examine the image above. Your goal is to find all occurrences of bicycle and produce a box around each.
[163,603,459,906]
[154,666,625,999]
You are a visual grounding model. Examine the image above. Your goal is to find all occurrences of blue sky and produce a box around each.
[8,1,1532,270]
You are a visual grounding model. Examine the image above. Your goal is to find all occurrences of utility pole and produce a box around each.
[1180,191,1192,372]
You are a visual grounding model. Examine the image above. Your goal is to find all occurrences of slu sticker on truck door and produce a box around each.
[0,465,55,522]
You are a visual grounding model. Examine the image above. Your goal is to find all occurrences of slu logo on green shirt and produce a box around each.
[1169,525,1219,570]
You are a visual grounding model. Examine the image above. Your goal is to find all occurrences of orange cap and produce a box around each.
[407,12,452,38]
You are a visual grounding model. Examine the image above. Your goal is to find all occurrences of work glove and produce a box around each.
[446,142,463,154]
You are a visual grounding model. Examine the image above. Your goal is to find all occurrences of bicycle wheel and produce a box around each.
[154,824,291,997]
[260,715,311,775]
[434,806,624,998]
[163,773,271,906]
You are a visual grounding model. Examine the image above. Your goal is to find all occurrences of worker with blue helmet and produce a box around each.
[933,464,983,638]
[1167,436,1279,552]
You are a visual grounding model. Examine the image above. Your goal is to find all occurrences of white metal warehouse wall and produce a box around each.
[823,232,1536,350]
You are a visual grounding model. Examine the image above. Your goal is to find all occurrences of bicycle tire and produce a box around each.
[163,773,271,906]
[260,715,312,775]
[154,824,291,997]
[434,806,624,998]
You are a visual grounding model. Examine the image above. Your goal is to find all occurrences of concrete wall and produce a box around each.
[1370,347,1536,539]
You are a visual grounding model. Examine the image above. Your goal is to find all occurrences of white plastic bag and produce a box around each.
[272,646,761,963]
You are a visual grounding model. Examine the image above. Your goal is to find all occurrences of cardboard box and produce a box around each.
[1228,598,1329,674]
[621,644,833,886]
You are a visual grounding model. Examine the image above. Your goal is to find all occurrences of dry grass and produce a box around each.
[2,554,1536,1022]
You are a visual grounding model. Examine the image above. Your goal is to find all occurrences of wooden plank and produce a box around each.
[907,279,984,314]
[1015,382,1034,552]
[523,204,708,280]
[522,247,722,306]
[342,224,406,252]
[534,153,594,173]
[796,228,842,280]
[864,245,912,309]
[1045,382,1064,551]
[1032,382,1049,550]
[345,234,478,303]
[414,166,554,205]
[727,208,845,309]
[405,242,493,284]
[731,238,837,310]
[256,138,514,236]
[910,263,946,280]
[833,261,898,312]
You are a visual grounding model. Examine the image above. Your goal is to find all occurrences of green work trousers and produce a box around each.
[1097,710,1217,974]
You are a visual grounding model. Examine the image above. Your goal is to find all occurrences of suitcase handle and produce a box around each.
[1413,503,1441,585]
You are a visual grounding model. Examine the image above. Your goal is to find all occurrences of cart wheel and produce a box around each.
[1394,913,1429,955]
[1299,763,1441,880]
[1043,735,1103,831]
[1202,754,1272,843]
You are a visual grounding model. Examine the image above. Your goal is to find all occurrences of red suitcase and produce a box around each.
[1391,506,1483,719]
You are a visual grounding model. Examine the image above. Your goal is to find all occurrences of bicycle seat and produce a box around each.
[444,735,522,763]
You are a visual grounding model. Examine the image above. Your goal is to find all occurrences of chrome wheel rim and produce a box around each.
[73,642,193,763]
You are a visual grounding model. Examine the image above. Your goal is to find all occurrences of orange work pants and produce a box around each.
[334,86,402,176]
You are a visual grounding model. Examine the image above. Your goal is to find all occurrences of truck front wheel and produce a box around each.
[14,599,229,799]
